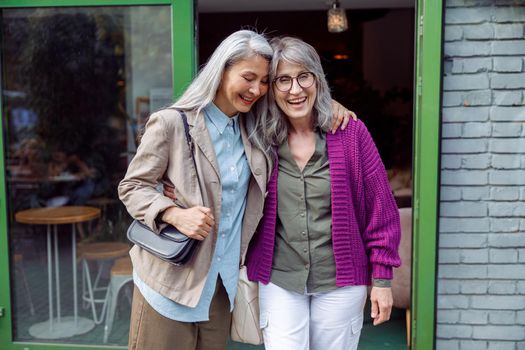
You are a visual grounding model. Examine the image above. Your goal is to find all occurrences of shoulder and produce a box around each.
[144,108,196,138]
[327,118,368,144]
[139,108,193,146]
[147,108,184,128]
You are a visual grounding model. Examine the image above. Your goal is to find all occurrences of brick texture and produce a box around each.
[437,1,525,348]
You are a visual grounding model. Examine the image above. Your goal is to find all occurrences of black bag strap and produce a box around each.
[178,110,193,154]
[175,110,201,197]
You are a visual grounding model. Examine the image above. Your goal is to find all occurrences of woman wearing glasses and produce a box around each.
[246,37,401,350]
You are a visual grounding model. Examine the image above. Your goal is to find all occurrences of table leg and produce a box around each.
[28,222,95,339]
[72,223,78,327]
[47,224,54,331]
[54,225,61,323]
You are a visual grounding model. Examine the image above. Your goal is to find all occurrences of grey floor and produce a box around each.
[12,247,407,349]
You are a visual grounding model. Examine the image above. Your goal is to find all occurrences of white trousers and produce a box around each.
[259,282,367,350]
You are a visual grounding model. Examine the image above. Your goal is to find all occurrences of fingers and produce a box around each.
[374,306,392,326]
[183,207,214,240]
[371,299,379,323]
[186,228,208,241]
[381,303,392,322]
[331,109,358,134]
[163,189,176,200]
[165,206,215,240]
[197,206,215,226]
[182,225,210,241]
[331,113,344,134]
[370,287,393,326]
[341,113,350,131]
[341,110,357,130]
[162,184,177,200]
[373,303,392,326]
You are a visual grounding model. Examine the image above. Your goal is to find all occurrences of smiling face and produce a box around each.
[214,55,270,117]
[273,61,317,123]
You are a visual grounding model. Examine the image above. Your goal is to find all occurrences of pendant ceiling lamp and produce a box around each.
[327,0,348,33]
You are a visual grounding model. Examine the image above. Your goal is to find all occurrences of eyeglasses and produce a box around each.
[273,72,316,92]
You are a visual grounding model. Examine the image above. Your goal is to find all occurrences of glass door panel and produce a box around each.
[1,5,172,346]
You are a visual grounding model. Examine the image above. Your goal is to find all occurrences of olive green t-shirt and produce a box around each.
[270,130,337,294]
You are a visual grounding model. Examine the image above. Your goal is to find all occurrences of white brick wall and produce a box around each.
[438,1,525,349]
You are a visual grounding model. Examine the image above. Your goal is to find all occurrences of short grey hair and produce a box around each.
[171,30,273,155]
[260,36,333,147]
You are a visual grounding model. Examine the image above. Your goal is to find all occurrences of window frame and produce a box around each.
[0,1,194,349]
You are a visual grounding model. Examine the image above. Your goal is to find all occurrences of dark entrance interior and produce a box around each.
[198,7,415,350]
[199,9,414,176]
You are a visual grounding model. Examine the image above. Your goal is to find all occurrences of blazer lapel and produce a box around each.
[186,110,221,181]
[240,116,266,192]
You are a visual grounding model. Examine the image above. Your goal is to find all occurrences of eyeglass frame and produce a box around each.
[272,71,316,92]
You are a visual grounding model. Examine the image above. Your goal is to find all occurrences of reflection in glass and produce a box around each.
[1,6,172,346]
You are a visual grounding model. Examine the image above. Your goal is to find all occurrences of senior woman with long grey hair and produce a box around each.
[246,36,401,350]
[119,30,354,350]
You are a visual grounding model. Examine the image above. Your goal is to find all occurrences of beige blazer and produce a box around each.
[118,108,267,307]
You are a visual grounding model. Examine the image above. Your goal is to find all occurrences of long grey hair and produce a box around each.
[171,30,273,155]
[259,36,333,148]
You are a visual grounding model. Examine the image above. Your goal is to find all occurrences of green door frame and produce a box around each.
[0,0,443,349]
[412,0,443,349]
[0,1,194,349]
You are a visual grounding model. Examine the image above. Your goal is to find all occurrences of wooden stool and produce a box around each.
[86,197,119,222]
[85,197,119,237]
[79,242,129,325]
[103,256,133,343]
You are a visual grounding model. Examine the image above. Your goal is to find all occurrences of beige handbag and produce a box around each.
[230,266,263,345]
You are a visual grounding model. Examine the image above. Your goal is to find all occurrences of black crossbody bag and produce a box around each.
[126,110,199,265]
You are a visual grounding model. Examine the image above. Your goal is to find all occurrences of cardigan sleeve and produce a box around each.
[358,122,401,280]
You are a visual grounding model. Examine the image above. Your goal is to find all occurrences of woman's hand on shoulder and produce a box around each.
[330,99,357,134]
[370,286,393,326]
[161,206,215,241]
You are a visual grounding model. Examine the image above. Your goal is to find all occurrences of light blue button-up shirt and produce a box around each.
[133,103,250,322]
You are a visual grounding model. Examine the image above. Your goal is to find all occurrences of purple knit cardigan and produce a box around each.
[246,119,401,286]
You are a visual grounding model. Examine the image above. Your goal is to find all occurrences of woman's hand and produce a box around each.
[330,100,358,134]
[161,206,215,241]
[370,286,393,326]
[163,184,177,201]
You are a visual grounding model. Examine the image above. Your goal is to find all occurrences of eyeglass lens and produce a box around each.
[275,72,315,92]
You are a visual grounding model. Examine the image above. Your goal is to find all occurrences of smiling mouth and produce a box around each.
[240,95,255,104]
[288,97,307,105]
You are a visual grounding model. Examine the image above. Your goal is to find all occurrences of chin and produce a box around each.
[237,106,252,113]
[288,111,310,119]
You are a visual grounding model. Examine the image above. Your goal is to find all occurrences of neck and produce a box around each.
[287,115,314,135]
[212,98,237,118]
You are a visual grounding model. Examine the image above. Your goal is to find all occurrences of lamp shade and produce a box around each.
[327,2,348,33]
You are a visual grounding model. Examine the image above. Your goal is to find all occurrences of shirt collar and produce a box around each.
[204,103,239,134]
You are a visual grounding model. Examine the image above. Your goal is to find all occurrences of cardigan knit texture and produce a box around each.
[246,119,401,286]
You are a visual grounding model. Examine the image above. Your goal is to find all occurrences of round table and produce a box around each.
[16,206,101,339]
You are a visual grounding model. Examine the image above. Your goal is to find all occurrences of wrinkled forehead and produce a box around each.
[275,59,308,76]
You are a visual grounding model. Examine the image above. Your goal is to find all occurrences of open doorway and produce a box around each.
[198,2,414,349]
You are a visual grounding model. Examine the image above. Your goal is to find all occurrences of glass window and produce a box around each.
[1,5,172,346]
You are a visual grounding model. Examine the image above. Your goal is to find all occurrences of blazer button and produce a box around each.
[254,168,262,176]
